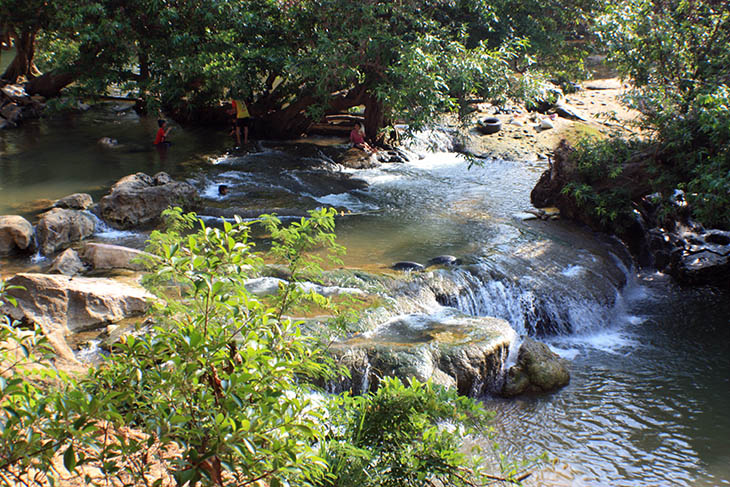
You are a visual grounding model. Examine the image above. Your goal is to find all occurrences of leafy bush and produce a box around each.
[0,282,105,486]
[560,138,644,228]
[560,0,730,231]
[83,208,344,486]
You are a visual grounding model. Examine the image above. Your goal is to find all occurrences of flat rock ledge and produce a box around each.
[1,273,153,362]
[329,312,516,397]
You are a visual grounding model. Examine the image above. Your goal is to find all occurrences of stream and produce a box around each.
[1,109,728,486]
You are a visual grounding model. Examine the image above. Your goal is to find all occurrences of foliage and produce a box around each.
[0,282,106,487]
[84,207,343,486]
[2,210,536,485]
[317,377,539,486]
[560,138,642,228]
[560,0,730,230]
[7,0,610,135]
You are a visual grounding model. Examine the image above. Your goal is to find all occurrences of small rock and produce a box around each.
[55,193,94,210]
[0,215,34,254]
[501,337,570,397]
[426,255,462,267]
[540,119,555,130]
[48,248,85,276]
[513,212,539,221]
[391,261,425,272]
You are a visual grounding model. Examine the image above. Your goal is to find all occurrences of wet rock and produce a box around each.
[80,242,151,271]
[97,172,198,229]
[501,337,570,397]
[1,273,153,361]
[201,206,310,219]
[244,276,365,297]
[330,312,516,397]
[426,255,462,267]
[339,148,379,169]
[0,215,34,254]
[55,193,94,210]
[0,103,23,126]
[391,261,425,272]
[48,248,85,276]
[35,208,95,255]
[285,170,369,196]
[668,229,730,287]
[376,148,413,163]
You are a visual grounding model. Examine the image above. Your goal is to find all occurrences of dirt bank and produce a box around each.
[457,77,642,162]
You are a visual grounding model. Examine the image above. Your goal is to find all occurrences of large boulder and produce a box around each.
[54,193,94,210]
[97,172,198,229]
[330,312,516,397]
[35,208,96,255]
[0,215,34,254]
[1,273,153,361]
[501,337,570,397]
[80,242,151,271]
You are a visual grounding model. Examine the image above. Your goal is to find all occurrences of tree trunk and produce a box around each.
[363,93,384,143]
[25,71,77,98]
[1,29,40,83]
[257,85,369,139]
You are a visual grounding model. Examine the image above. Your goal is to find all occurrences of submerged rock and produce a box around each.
[244,276,365,297]
[426,255,462,267]
[97,172,198,229]
[0,215,34,254]
[330,312,516,397]
[1,273,153,361]
[35,208,96,255]
[501,337,570,397]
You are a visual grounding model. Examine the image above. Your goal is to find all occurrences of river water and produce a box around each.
[1,109,728,486]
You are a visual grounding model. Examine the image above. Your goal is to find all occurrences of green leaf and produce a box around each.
[63,445,77,472]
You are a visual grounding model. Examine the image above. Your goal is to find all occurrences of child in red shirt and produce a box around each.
[154,119,172,145]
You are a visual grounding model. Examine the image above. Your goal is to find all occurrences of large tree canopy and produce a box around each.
[1,0,609,137]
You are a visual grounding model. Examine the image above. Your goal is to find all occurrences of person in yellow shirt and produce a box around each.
[228,98,250,147]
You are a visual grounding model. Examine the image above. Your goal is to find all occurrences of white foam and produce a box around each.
[310,193,378,211]
[30,251,47,264]
[550,346,581,360]
[561,265,585,277]
[552,328,639,354]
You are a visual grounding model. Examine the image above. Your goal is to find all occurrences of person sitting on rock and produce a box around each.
[350,122,375,153]
[154,119,172,146]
